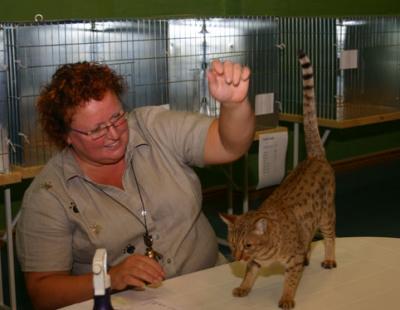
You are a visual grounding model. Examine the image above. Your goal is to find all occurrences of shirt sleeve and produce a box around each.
[16,182,73,272]
[133,106,214,167]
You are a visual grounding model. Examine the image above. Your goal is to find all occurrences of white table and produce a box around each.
[63,237,400,310]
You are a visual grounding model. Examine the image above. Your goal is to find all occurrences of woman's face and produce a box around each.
[66,90,129,167]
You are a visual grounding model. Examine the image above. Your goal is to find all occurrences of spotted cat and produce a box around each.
[220,51,337,309]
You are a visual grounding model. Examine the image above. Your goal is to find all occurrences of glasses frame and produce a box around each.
[69,110,127,140]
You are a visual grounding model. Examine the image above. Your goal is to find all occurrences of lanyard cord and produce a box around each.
[131,161,149,236]
[85,175,147,230]
[130,160,163,261]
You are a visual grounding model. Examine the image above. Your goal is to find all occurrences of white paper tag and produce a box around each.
[255,93,274,115]
[340,49,358,70]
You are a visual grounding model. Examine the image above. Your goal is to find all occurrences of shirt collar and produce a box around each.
[126,110,149,161]
[61,148,84,181]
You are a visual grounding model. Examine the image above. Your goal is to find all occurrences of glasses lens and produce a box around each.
[90,127,108,140]
[89,111,127,140]
[112,111,126,125]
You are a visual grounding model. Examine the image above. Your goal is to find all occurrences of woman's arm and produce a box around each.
[204,60,255,165]
[25,271,92,310]
[25,254,165,309]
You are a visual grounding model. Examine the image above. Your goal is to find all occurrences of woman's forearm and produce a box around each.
[25,272,93,310]
[218,97,255,158]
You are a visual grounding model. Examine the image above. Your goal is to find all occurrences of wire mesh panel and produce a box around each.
[278,16,400,120]
[167,19,204,112]
[9,20,169,166]
[0,25,10,173]
[277,17,337,119]
[1,16,400,168]
[2,17,279,167]
[168,17,278,116]
[337,16,400,107]
[205,17,278,115]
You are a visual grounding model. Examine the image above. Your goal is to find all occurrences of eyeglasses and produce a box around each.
[70,110,127,140]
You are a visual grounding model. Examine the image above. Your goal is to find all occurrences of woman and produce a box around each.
[16,59,255,309]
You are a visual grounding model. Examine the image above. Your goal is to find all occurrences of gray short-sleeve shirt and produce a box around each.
[16,106,218,278]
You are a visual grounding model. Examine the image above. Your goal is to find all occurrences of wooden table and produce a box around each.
[0,165,43,310]
[63,237,400,310]
[280,103,400,167]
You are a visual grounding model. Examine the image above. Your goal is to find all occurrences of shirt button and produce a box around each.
[167,258,172,264]
[126,244,135,254]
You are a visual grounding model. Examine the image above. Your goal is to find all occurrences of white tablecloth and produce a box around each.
[62,237,400,310]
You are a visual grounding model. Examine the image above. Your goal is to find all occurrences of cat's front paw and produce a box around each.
[321,259,337,269]
[278,297,295,309]
[233,287,251,297]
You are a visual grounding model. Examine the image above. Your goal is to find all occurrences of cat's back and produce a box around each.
[261,157,334,212]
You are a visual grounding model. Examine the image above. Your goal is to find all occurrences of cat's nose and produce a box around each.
[234,251,244,261]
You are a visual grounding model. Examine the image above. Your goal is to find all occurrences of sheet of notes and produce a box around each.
[256,130,288,189]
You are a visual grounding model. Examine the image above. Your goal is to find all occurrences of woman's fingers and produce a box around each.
[109,254,165,290]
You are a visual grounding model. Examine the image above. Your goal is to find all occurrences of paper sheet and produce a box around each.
[0,123,9,173]
[255,93,274,115]
[111,290,183,310]
[340,49,358,70]
[256,130,288,189]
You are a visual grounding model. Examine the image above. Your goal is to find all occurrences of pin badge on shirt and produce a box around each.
[123,244,136,254]
[40,181,53,189]
[89,223,102,235]
[69,202,79,213]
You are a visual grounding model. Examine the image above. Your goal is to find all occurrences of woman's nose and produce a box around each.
[105,124,119,139]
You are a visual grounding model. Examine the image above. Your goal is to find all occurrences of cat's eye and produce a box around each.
[245,243,252,249]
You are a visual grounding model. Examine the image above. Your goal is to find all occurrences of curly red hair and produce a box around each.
[36,62,126,149]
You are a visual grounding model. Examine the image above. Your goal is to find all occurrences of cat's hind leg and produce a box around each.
[319,201,337,269]
[233,260,260,297]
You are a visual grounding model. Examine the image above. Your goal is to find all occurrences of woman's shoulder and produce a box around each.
[24,150,71,200]
[130,105,211,131]
[130,105,178,123]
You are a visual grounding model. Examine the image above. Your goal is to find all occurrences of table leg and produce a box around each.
[227,164,233,215]
[293,122,299,168]
[4,188,16,310]
[242,152,249,213]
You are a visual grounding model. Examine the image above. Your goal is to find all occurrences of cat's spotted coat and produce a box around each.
[220,51,337,310]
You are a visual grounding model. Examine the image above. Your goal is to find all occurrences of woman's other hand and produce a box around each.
[108,254,166,290]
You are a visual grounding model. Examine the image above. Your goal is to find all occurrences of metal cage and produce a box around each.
[1,16,400,168]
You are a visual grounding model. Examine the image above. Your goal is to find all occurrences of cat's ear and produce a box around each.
[219,213,237,226]
[254,218,267,235]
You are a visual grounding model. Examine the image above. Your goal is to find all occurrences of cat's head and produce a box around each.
[219,212,268,262]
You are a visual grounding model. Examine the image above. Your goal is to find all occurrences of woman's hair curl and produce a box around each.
[36,62,126,149]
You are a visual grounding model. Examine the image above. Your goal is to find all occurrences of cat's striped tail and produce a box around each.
[298,50,325,159]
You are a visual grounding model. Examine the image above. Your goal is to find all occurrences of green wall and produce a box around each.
[240,0,400,16]
[1,0,226,21]
[1,0,400,22]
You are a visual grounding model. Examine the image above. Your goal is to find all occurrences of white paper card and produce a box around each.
[159,104,170,110]
[0,123,9,173]
[256,130,288,189]
[255,93,274,115]
[340,49,358,70]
